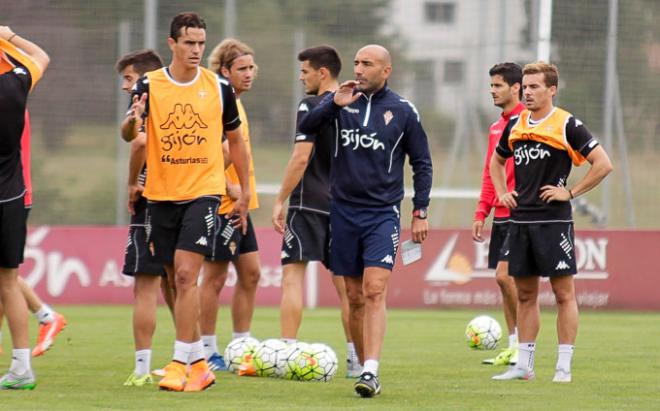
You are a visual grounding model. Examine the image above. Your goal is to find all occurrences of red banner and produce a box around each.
[19,226,660,310]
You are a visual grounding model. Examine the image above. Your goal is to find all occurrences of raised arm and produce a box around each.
[0,26,50,73]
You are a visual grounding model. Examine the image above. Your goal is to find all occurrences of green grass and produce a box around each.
[1,306,658,410]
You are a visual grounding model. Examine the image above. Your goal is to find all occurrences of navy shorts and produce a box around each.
[487,218,510,269]
[122,197,165,276]
[206,213,258,262]
[329,201,400,277]
[0,196,27,269]
[146,196,220,265]
[507,222,577,277]
[281,210,330,269]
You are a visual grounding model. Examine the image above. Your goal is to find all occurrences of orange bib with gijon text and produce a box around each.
[143,67,226,201]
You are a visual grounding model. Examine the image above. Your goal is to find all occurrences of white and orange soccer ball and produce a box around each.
[465,315,502,350]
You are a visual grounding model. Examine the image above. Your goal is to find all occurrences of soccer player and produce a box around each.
[0,25,50,389]
[121,12,250,392]
[472,63,524,366]
[199,38,262,371]
[115,49,178,386]
[298,45,433,397]
[272,45,360,377]
[490,62,612,382]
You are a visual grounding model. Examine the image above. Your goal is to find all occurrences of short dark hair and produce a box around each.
[298,45,341,79]
[489,62,523,99]
[115,49,163,75]
[170,12,206,41]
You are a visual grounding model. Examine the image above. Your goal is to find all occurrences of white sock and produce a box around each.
[34,304,55,324]
[508,332,518,349]
[173,340,191,364]
[135,349,151,377]
[556,344,575,372]
[346,342,358,362]
[363,359,379,376]
[189,340,205,364]
[10,348,31,375]
[232,331,250,339]
[282,338,296,345]
[201,335,218,359]
[517,342,536,371]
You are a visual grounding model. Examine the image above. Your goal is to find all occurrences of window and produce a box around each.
[443,61,464,84]
[424,2,456,24]
[413,61,435,107]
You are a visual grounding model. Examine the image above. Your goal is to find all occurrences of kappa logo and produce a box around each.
[281,250,289,259]
[555,260,570,270]
[383,110,393,126]
[160,104,208,130]
[12,67,27,76]
[195,236,208,246]
[298,103,309,112]
[380,255,394,265]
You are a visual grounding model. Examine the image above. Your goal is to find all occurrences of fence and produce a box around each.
[5,0,659,228]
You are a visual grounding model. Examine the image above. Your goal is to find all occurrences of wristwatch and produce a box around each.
[413,207,428,219]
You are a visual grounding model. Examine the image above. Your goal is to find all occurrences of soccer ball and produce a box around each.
[278,342,311,380]
[295,343,338,382]
[253,339,289,378]
[224,336,260,374]
[465,315,502,350]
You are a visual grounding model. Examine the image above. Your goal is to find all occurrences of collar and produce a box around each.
[501,102,525,121]
[360,83,390,101]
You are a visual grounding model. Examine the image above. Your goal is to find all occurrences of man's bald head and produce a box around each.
[357,44,391,66]
[354,44,392,94]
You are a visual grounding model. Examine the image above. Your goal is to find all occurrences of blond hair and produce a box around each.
[208,38,255,74]
[523,61,559,88]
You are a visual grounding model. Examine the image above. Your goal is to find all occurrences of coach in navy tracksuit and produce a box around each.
[299,44,433,398]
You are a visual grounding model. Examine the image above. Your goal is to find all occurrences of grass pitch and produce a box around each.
[1,306,657,410]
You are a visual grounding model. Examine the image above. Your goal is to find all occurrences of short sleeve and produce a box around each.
[495,117,516,158]
[219,79,241,131]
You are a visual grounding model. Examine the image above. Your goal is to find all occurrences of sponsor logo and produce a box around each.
[281,250,289,259]
[380,255,394,265]
[298,103,309,112]
[198,90,208,99]
[555,260,570,270]
[13,67,27,76]
[340,128,385,151]
[514,143,551,165]
[575,118,583,127]
[343,106,359,114]
[195,236,208,246]
[160,155,208,165]
[159,103,208,152]
[383,110,393,126]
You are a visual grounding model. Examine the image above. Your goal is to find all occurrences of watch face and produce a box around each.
[416,208,427,219]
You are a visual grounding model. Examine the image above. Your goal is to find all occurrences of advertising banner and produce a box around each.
[20,226,660,310]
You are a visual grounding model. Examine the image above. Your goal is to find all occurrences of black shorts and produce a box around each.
[507,222,577,277]
[147,196,220,265]
[488,219,510,269]
[206,213,258,262]
[0,196,27,269]
[122,198,165,276]
[281,210,330,269]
